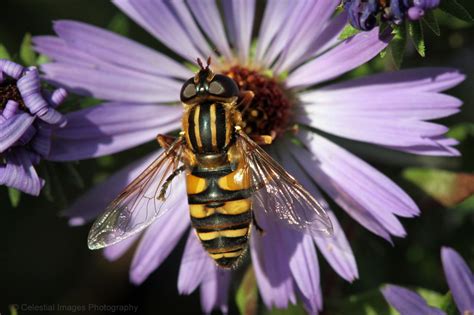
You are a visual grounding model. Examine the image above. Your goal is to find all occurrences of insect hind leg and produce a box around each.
[158,165,186,201]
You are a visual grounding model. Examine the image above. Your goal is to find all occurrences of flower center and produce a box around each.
[0,79,26,110]
[224,66,294,139]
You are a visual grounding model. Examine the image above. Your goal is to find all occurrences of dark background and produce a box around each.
[1,1,473,314]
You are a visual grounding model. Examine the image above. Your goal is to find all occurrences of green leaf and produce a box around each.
[20,33,37,66]
[403,168,474,207]
[332,289,396,315]
[439,0,474,22]
[389,23,407,69]
[108,13,130,36]
[439,292,458,315]
[236,265,258,315]
[447,122,474,142]
[408,21,425,57]
[423,11,441,36]
[264,304,307,315]
[338,24,360,40]
[8,188,21,207]
[0,44,11,59]
[9,304,18,315]
[36,54,50,65]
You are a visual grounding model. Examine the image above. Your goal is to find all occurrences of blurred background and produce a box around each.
[1,1,473,314]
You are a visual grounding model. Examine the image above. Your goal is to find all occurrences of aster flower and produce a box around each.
[34,0,464,313]
[0,59,67,195]
[382,247,474,315]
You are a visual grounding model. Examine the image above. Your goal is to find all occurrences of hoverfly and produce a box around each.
[88,57,333,269]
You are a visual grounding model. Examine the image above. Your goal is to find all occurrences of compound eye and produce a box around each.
[209,81,225,95]
[182,83,196,99]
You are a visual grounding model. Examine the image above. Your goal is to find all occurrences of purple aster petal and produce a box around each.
[103,234,139,261]
[17,68,66,126]
[1,99,20,119]
[130,193,189,285]
[250,213,297,309]
[274,0,340,73]
[0,148,43,195]
[314,212,358,282]
[303,11,348,60]
[0,111,35,152]
[40,62,182,103]
[261,1,312,67]
[381,284,446,315]
[64,150,161,224]
[278,147,358,282]
[200,267,231,315]
[0,59,24,79]
[287,27,391,88]
[30,122,52,157]
[186,0,233,61]
[48,102,181,161]
[441,247,474,314]
[289,136,410,241]
[222,0,255,63]
[47,20,192,80]
[124,0,205,62]
[167,1,219,63]
[320,68,465,93]
[254,0,290,64]
[178,231,215,295]
[289,234,322,312]
[389,136,461,156]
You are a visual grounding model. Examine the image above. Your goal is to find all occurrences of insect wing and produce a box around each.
[236,132,333,236]
[88,138,186,250]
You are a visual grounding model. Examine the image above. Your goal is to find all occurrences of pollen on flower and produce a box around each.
[224,66,294,139]
[0,79,26,109]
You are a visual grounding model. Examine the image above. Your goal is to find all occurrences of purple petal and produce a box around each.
[278,147,358,282]
[200,267,231,315]
[287,28,390,88]
[274,0,340,73]
[64,150,161,224]
[178,231,215,295]
[0,148,44,195]
[254,0,290,64]
[1,99,20,119]
[261,1,312,67]
[222,0,255,62]
[45,20,192,80]
[320,68,465,93]
[41,62,182,103]
[0,112,35,152]
[186,0,233,61]
[289,234,322,312]
[17,68,66,126]
[130,198,189,285]
[30,122,52,157]
[48,102,181,161]
[303,11,348,60]
[314,212,358,282]
[124,0,205,62]
[388,136,460,156]
[0,59,24,79]
[289,134,414,241]
[441,247,474,314]
[381,285,446,315]
[250,212,297,309]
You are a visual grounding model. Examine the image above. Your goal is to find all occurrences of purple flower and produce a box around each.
[0,59,67,195]
[382,247,474,315]
[34,0,463,313]
[344,0,441,30]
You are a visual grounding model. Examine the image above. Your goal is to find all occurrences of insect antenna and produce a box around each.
[197,57,205,70]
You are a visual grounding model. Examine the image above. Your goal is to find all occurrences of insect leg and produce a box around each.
[156,134,177,149]
[252,211,265,234]
[158,165,186,201]
[237,90,255,114]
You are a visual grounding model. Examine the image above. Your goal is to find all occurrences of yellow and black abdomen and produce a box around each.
[186,159,252,269]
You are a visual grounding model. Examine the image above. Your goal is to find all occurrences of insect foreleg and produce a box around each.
[158,165,186,201]
[156,134,177,150]
[237,90,255,114]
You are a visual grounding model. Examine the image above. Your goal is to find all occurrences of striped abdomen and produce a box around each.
[186,158,252,268]
[184,102,232,154]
